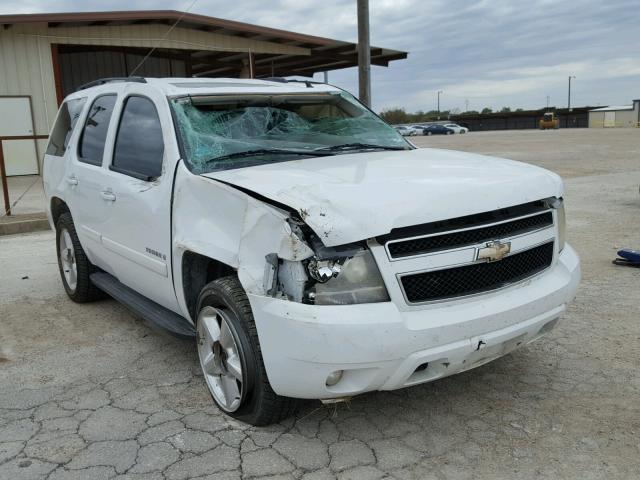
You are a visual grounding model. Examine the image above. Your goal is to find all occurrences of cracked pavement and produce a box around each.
[1,129,640,479]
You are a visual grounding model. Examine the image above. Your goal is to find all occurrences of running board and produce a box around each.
[90,272,196,339]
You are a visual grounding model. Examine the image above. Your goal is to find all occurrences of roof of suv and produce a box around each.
[70,77,342,99]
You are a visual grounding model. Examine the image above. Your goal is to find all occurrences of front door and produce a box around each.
[95,87,179,312]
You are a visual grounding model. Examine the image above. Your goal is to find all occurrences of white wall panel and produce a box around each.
[0,97,34,136]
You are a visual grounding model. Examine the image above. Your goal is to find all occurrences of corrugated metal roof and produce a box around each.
[0,10,407,77]
[589,105,634,112]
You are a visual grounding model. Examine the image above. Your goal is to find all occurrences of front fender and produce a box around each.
[171,163,313,318]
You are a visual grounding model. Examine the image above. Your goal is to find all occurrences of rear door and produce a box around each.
[95,86,179,312]
[65,92,119,268]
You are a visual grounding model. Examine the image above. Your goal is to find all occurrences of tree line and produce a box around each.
[379,107,524,124]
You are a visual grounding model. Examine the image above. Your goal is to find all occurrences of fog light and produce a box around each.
[325,370,344,387]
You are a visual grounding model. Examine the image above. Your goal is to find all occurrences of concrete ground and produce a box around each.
[1,129,639,480]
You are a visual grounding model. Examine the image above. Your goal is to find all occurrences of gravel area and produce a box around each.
[1,128,639,479]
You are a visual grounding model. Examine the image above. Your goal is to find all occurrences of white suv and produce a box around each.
[43,77,580,425]
[443,123,469,134]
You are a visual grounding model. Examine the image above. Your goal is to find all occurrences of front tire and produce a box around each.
[196,276,300,425]
[56,213,104,303]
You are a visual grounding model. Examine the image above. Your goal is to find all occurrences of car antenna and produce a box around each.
[128,0,199,78]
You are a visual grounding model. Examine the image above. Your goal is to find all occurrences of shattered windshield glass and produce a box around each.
[170,91,409,173]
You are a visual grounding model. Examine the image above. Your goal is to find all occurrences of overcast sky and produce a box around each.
[3,0,639,112]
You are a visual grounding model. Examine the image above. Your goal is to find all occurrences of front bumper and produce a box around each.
[249,244,580,399]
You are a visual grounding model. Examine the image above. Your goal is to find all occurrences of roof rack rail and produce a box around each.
[262,77,288,83]
[261,77,317,88]
[76,77,147,91]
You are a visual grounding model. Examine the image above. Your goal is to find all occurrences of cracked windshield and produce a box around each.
[171,91,409,173]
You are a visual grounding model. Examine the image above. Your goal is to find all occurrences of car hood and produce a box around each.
[202,148,563,246]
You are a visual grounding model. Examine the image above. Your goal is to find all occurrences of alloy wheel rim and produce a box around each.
[59,228,77,291]
[197,306,244,412]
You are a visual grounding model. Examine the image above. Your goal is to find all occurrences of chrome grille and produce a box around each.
[399,241,554,303]
[387,211,553,259]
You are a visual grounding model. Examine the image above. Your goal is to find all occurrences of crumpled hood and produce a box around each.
[202,148,563,246]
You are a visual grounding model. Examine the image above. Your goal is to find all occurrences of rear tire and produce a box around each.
[196,276,301,426]
[56,213,104,303]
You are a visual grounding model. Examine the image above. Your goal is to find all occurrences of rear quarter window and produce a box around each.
[46,98,87,157]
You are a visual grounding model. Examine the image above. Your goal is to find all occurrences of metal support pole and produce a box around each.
[248,51,255,79]
[0,140,10,216]
[437,90,443,112]
[568,76,575,111]
[357,0,371,106]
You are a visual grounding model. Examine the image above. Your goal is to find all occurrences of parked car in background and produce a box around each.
[443,123,469,134]
[395,125,420,136]
[422,124,455,135]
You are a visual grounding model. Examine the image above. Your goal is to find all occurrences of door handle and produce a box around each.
[66,175,78,186]
[100,189,116,202]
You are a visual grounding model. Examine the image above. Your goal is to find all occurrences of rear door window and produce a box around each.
[78,94,117,166]
[111,96,164,180]
[46,97,87,157]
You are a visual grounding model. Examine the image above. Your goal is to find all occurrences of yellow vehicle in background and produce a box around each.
[539,112,559,129]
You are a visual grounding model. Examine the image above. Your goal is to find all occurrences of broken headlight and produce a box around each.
[308,250,390,305]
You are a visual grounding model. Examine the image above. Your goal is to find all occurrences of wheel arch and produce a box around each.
[50,196,70,226]
[181,251,236,321]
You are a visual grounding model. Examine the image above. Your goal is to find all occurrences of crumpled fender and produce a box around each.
[236,202,313,294]
[172,163,313,311]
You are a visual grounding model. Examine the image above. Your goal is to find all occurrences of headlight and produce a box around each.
[309,250,390,305]
[554,198,566,252]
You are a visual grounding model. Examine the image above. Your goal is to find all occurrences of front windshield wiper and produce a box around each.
[313,143,408,153]
[205,148,328,164]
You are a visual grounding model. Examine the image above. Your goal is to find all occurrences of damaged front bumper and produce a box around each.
[248,244,580,399]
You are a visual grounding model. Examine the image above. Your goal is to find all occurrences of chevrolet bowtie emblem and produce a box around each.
[477,240,511,262]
